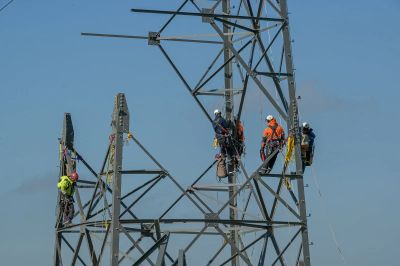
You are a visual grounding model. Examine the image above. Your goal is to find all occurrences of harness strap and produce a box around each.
[268,125,277,142]
[213,118,228,135]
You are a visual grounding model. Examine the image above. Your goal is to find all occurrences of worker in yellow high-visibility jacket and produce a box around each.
[57,172,78,225]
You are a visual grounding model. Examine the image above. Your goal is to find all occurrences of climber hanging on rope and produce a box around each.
[260,115,285,174]
[213,109,229,156]
[301,122,316,171]
[57,172,79,225]
[213,109,246,177]
[213,109,229,178]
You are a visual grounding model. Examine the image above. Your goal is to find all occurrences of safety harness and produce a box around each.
[266,124,282,148]
[213,117,229,138]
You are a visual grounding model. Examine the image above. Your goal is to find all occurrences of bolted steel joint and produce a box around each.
[202,8,214,23]
[148,32,160,45]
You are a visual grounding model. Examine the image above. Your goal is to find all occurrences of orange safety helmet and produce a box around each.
[70,172,79,182]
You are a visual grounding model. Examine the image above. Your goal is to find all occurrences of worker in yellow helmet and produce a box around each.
[57,172,79,225]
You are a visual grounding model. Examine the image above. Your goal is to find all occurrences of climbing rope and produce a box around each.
[99,131,133,228]
[212,137,218,149]
[283,136,294,189]
[106,135,115,184]
[99,135,117,229]
[310,166,349,266]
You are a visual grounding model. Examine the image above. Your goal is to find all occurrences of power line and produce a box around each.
[310,166,349,266]
[0,0,15,13]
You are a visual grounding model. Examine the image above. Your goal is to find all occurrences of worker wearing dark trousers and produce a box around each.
[60,195,75,224]
[57,172,79,225]
[213,109,229,157]
[301,122,316,172]
[260,115,285,173]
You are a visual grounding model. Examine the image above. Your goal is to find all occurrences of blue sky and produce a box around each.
[0,0,399,265]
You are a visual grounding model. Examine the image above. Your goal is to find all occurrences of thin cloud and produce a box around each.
[11,173,57,195]
[298,80,343,114]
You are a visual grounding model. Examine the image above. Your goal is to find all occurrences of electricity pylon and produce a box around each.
[54,1,312,265]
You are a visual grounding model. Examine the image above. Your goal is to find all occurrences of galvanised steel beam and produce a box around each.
[82,32,223,44]
[130,133,213,215]
[178,249,187,266]
[158,44,213,124]
[120,226,155,266]
[296,244,303,266]
[214,17,256,33]
[120,170,166,175]
[71,233,85,266]
[260,173,302,179]
[207,242,228,265]
[131,8,284,22]
[258,234,269,266]
[221,231,269,266]
[133,233,169,266]
[271,228,302,266]
[73,152,142,221]
[159,0,189,33]
[214,226,251,265]
[119,175,164,217]
[110,93,129,266]
[97,225,110,265]
[54,113,75,266]
[79,144,110,220]
[237,38,257,120]
[157,161,216,220]
[85,228,98,265]
[58,219,303,232]
[60,235,87,266]
[210,21,288,121]
[221,2,240,265]
[192,38,253,95]
[257,177,301,220]
[279,0,311,264]
[85,175,161,219]
[242,0,289,112]
[121,175,163,200]
[155,233,169,266]
[56,2,314,265]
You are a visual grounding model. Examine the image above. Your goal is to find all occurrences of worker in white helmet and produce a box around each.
[213,109,230,178]
[260,115,285,173]
[213,109,229,156]
[301,122,316,171]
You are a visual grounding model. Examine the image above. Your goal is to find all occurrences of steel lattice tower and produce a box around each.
[54,1,312,265]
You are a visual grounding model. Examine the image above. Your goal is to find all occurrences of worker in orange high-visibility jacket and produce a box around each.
[234,116,245,157]
[260,115,285,173]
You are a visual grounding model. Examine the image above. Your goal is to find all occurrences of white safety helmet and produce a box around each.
[266,115,274,122]
[302,122,310,129]
[214,109,221,115]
